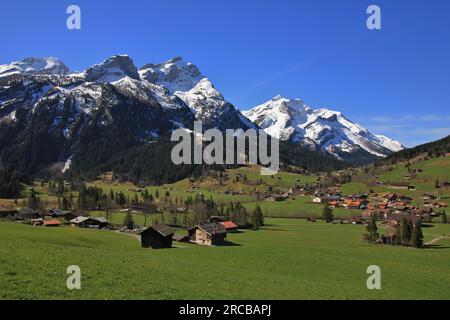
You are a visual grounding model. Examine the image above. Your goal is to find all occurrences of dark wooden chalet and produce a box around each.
[188,223,227,246]
[15,208,40,220]
[140,224,174,249]
[70,216,109,229]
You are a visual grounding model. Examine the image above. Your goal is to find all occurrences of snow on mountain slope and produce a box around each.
[175,78,225,116]
[139,56,204,93]
[244,95,404,158]
[140,57,255,130]
[0,57,69,78]
[374,134,404,152]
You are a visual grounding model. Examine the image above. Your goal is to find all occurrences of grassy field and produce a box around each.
[1,219,449,300]
[242,196,360,218]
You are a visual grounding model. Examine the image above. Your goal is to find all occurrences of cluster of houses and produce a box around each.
[1,204,240,249]
[0,207,111,229]
[310,186,447,222]
[139,220,239,249]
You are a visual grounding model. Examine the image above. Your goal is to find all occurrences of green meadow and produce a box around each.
[1,219,449,300]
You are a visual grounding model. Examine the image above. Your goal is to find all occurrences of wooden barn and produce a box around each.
[188,223,227,246]
[15,208,39,220]
[140,224,174,249]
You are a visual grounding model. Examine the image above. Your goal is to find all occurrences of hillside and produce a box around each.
[378,135,450,166]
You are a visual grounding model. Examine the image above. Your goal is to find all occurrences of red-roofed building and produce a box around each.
[220,221,238,233]
[43,220,61,227]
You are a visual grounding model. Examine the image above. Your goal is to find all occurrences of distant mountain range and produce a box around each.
[0,55,405,179]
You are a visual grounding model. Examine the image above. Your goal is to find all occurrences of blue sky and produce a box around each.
[1,0,449,147]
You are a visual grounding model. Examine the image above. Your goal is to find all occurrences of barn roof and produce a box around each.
[43,220,61,226]
[94,217,109,224]
[18,208,34,215]
[142,224,174,237]
[70,216,91,224]
[193,223,227,235]
[387,213,421,225]
[173,234,189,241]
[220,221,238,229]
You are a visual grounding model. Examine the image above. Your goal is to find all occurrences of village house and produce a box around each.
[189,223,227,246]
[46,209,65,218]
[0,206,17,219]
[70,216,109,229]
[312,197,322,204]
[384,213,422,227]
[43,220,61,227]
[386,182,410,190]
[172,234,190,243]
[31,218,44,226]
[343,199,365,210]
[220,221,239,233]
[15,208,40,220]
[61,211,78,221]
[140,224,174,249]
[265,193,289,202]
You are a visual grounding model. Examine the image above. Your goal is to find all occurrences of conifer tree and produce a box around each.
[412,221,424,248]
[364,214,379,243]
[123,210,135,229]
[252,205,264,229]
[322,203,334,223]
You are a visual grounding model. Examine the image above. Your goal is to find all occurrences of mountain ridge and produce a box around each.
[244,95,404,163]
[0,54,405,181]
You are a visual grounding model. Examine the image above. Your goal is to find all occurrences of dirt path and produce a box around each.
[114,230,140,241]
[425,236,449,246]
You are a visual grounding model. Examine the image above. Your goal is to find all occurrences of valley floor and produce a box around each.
[1,218,449,300]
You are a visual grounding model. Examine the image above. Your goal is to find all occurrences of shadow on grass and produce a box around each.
[261,228,287,232]
[216,240,242,247]
[423,245,450,250]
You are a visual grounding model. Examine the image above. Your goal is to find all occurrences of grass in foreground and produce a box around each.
[1,219,449,300]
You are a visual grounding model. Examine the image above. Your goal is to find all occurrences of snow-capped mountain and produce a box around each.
[139,57,255,131]
[139,56,204,93]
[0,57,69,84]
[244,95,404,160]
[0,55,257,176]
[0,54,405,178]
[85,55,140,83]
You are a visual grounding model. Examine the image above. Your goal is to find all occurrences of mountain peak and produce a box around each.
[0,57,69,82]
[84,55,139,83]
[139,57,204,93]
[272,94,283,100]
[244,97,404,159]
